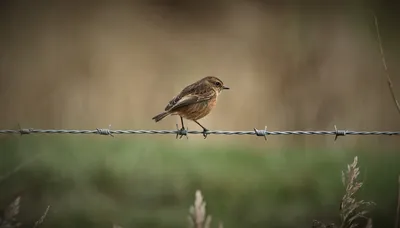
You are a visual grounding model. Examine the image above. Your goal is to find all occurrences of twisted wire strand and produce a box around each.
[0,127,399,140]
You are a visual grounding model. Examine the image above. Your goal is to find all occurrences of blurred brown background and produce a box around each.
[0,0,399,148]
[0,2,400,228]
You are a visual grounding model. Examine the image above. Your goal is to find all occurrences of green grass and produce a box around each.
[0,136,399,228]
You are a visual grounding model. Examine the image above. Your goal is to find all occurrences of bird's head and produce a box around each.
[202,76,230,93]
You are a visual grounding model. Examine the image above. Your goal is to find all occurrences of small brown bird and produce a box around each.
[152,76,229,138]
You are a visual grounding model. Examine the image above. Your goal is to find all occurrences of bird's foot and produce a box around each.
[202,128,209,139]
[176,124,188,139]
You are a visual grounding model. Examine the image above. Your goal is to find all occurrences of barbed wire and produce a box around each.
[0,125,399,141]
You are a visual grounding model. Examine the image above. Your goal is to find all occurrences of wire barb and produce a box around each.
[19,128,32,135]
[175,124,188,139]
[254,126,268,141]
[96,124,114,137]
[334,125,347,141]
[17,123,32,135]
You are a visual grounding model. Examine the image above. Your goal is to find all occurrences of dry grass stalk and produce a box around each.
[188,190,213,228]
[313,156,374,228]
[365,218,373,228]
[0,196,51,228]
[33,205,50,228]
[395,175,400,228]
[0,196,21,228]
[312,220,337,228]
[373,13,400,115]
[339,156,375,228]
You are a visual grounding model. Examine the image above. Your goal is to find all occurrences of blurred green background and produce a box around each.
[1,0,400,227]
[0,136,399,228]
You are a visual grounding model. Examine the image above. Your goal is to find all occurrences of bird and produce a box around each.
[152,76,230,139]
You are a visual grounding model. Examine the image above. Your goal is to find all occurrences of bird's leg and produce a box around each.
[193,120,209,139]
[180,116,185,130]
[177,116,187,139]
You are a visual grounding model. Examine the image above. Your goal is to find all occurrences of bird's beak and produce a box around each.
[223,86,230,90]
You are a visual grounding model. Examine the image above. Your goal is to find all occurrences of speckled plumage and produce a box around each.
[152,76,229,138]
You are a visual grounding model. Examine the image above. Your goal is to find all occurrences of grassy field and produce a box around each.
[0,136,399,228]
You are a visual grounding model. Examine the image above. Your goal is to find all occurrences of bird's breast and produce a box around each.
[207,97,217,109]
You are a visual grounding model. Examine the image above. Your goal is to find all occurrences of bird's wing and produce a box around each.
[164,81,202,111]
[165,82,216,112]
[167,94,212,112]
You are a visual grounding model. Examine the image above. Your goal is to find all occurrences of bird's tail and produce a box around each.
[152,111,170,122]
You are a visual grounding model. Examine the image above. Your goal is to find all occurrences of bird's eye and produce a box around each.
[215,82,221,86]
